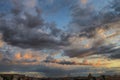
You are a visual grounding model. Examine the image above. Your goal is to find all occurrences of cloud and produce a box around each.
[1,0,118,58]
[108,48,120,59]
[0,0,119,77]
[23,0,37,8]
[69,0,120,33]
[0,37,48,65]
[0,34,4,48]
[13,50,47,64]
[11,0,38,15]
[69,3,100,32]
[0,48,48,65]
[80,0,88,5]
[0,0,69,50]
[0,62,119,77]
[43,56,107,67]
[64,21,120,58]
[64,48,96,58]
[0,23,63,49]
[43,56,79,65]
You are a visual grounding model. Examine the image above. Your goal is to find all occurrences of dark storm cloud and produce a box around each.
[43,56,78,65]
[64,26,119,59]
[69,0,120,33]
[100,0,120,24]
[0,23,60,49]
[69,3,101,32]
[64,19,120,58]
[109,48,120,59]
[0,0,69,50]
[64,0,120,58]
[64,48,96,58]
[44,59,78,65]
[16,59,37,63]
[64,22,120,58]
[43,55,105,66]
[110,54,120,59]
[78,25,109,38]
[63,44,109,59]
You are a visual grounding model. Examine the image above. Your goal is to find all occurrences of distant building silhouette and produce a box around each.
[92,77,96,80]
[88,73,93,80]
[101,75,106,80]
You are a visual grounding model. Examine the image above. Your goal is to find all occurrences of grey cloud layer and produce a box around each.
[0,0,119,60]
[0,63,119,77]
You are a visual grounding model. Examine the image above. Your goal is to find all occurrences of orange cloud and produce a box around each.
[83,59,89,65]
[80,0,88,4]
[13,50,48,65]
[97,28,106,39]
[80,58,109,67]
[0,34,4,48]
[92,60,102,67]
[0,40,4,48]
[14,52,22,60]
[23,53,33,59]
[0,53,3,60]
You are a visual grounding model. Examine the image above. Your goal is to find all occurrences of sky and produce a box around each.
[0,0,120,77]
